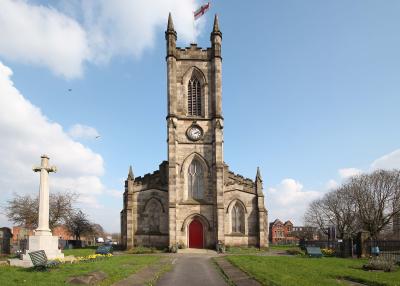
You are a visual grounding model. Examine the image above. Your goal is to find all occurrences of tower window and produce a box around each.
[231,202,245,234]
[188,77,202,116]
[188,159,204,199]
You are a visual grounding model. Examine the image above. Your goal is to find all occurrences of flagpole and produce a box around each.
[192,12,195,44]
[192,2,211,44]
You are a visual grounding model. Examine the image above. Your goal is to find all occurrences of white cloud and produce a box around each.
[267,149,400,227]
[0,61,116,228]
[266,178,323,225]
[0,0,89,78]
[68,124,100,140]
[338,167,362,179]
[82,0,201,64]
[371,149,400,170]
[325,179,339,191]
[0,0,203,77]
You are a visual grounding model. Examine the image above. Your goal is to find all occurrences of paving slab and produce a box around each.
[156,253,227,286]
[214,257,261,286]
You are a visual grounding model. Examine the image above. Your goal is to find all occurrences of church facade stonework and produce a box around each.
[120,14,268,249]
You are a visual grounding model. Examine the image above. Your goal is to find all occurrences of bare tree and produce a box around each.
[49,192,77,229]
[348,169,400,239]
[304,186,359,239]
[304,199,329,236]
[305,169,400,240]
[290,227,318,240]
[65,210,94,241]
[3,192,76,229]
[91,223,106,238]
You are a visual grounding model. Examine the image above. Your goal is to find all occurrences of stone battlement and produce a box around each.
[175,44,212,61]
[129,161,168,190]
[224,166,255,189]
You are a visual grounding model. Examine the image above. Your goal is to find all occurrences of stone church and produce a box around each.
[121,14,268,249]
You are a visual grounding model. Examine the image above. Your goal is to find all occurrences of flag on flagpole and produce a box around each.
[194,2,211,20]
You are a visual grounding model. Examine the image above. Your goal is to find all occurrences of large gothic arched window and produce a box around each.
[145,199,161,233]
[231,202,245,233]
[188,77,202,116]
[188,159,204,199]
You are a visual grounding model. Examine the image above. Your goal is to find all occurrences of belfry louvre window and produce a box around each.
[188,77,202,116]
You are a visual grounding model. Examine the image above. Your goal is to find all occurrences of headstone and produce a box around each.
[9,155,64,267]
[0,227,12,254]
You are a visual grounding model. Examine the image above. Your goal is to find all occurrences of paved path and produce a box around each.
[112,257,172,286]
[156,254,227,286]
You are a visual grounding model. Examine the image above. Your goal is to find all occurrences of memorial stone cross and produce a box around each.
[33,155,57,236]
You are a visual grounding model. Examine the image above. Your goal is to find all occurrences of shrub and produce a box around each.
[177,241,186,249]
[127,246,157,254]
[286,248,304,256]
[321,248,335,257]
[362,256,398,272]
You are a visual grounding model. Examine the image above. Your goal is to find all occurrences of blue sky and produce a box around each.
[1,0,400,232]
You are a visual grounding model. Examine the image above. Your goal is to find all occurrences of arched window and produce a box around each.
[188,159,204,199]
[188,77,201,116]
[145,199,161,233]
[231,203,245,233]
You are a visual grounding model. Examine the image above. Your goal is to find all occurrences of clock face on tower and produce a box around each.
[186,125,203,141]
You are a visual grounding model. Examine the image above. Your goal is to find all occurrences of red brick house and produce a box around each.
[269,219,297,244]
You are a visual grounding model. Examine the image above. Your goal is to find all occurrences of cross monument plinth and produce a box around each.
[10,155,64,267]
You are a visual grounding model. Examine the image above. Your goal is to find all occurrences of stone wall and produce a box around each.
[223,167,262,247]
[121,161,169,249]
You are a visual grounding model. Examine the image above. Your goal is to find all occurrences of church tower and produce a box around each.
[166,14,224,248]
[121,14,268,250]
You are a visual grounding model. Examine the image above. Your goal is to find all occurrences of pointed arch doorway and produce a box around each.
[188,219,204,248]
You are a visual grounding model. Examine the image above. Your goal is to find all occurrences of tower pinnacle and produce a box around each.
[213,14,220,33]
[128,165,134,181]
[166,13,177,58]
[256,166,262,182]
[211,14,222,38]
[210,14,222,59]
[167,12,175,31]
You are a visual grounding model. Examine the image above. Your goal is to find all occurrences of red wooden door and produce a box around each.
[189,219,204,248]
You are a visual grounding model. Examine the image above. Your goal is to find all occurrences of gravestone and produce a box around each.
[0,227,12,254]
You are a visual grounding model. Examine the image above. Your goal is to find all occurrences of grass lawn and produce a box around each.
[227,256,400,286]
[0,255,160,286]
